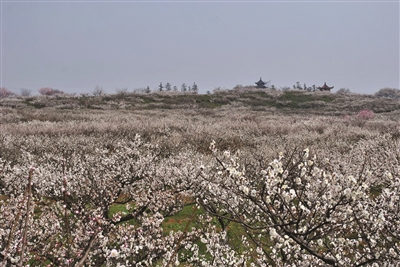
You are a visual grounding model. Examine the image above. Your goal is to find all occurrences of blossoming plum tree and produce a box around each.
[194,137,400,266]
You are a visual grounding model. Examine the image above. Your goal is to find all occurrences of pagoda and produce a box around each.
[255,77,267,88]
[317,82,334,91]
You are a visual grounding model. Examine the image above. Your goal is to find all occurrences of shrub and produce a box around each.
[336,87,351,94]
[0,87,15,98]
[92,85,105,96]
[357,109,375,120]
[38,87,64,96]
[20,88,32,97]
[115,87,128,95]
[375,87,400,99]
[133,87,152,94]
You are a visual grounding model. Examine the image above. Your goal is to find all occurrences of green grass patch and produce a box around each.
[275,91,334,108]
[108,203,131,217]
[244,99,275,107]
[141,104,173,110]
[140,96,158,104]
[156,94,229,109]
[24,100,46,109]
[101,95,114,102]
[197,101,227,109]
[162,204,204,234]
[225,221,249,252]
[369,184,385,197]
[241,91,272,99]
[237,91,275,107]
[108,202,136,224]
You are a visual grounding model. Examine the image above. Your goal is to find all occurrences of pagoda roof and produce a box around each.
[255,78,267,88]
[255,77,266,84]
[317,82,334,91]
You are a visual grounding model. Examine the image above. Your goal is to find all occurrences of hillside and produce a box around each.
[1,89,399,117]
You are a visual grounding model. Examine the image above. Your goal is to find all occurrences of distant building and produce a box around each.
[255,77,268,88]
[317,82,334,91]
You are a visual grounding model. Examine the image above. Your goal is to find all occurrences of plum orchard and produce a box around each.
[0,109,399,266]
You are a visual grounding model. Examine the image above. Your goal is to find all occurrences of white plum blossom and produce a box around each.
[110,248,119,258]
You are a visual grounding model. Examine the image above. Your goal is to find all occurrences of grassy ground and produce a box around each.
[1,89,399,116]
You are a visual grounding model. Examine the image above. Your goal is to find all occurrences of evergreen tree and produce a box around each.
[159,82,163,92]
[192,82,198,94]
[165,82,172,91]
[181,83,187,92]
[173,86,178,91]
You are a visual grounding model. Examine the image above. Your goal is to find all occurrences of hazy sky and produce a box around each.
[1,0,399,95]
